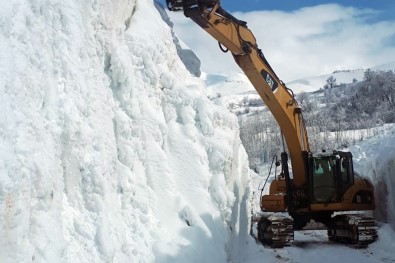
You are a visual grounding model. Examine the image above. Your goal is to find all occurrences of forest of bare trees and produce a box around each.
[237,69,395,171]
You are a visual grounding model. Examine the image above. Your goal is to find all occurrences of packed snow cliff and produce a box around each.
[0,1,250,262]
[351,126,395,230]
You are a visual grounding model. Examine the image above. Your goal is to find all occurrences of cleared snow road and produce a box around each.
[237,225,395,263]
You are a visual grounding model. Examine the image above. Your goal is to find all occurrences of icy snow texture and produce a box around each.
[0,1,250,262]
[351,125,395,230]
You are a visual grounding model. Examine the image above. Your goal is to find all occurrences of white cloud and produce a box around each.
[167,4,395,81]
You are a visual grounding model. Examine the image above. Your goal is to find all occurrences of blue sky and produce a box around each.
[223,1,395,22]
[221,1,394,15]
[160,0,395,80]
[160,0,395,20]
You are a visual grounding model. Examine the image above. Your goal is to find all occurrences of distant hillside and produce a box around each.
[210,66,395,170]
[204,61,395,102]
[286,69,365,94]
[373,61,395,72]
[287,61,395,94]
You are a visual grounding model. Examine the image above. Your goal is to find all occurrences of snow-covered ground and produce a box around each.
[243,124,395,263]
[238,226,395,263]
[1,0,394,262]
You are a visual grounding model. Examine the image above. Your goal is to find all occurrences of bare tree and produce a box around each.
[325,75,337,89]
[297,91,307,105]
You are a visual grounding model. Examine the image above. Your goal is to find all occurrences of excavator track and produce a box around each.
[257,215,294,248]
[328,214,378,247]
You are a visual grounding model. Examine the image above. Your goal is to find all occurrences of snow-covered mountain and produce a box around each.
[287,61,395,94]
[286,69,365,93]
[205,61,395,101]
[372,61,395,72]
[0,1,250,262]
[204,61,395,115]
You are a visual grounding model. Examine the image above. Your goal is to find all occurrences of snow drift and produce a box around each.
[351,126,395,230]
[0,1,250,262]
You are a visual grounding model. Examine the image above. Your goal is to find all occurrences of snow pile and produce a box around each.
[0,1,250,262]
[351,125,395,230]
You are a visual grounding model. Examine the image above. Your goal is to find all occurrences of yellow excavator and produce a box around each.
[166,0,378,247]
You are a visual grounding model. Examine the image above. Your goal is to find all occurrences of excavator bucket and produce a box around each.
[166,0,185,11]
[166,0,216,11]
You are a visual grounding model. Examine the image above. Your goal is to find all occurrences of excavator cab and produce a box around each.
[311,156,337,203]
[309,151,355,204]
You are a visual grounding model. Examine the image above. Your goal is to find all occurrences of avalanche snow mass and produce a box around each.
[0,0,250,262]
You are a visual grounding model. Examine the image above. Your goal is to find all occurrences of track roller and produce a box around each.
[328,214,378,247]
[257,215,294,248]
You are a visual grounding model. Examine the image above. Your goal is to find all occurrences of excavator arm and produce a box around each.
[166,0,310,187]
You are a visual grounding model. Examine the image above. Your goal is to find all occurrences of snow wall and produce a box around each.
[352,127,395,231]
[0,1,251,262]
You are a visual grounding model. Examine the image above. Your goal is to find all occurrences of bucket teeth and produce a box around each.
[166,0,216,11]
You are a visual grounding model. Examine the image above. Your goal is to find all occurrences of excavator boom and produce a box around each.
[167,0,310,187]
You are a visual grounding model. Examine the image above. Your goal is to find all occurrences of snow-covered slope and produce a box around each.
[286,69,365,93]
[287,61,395,94]
[204,72,254,97]
[372,61,395,72]
[0,1,251,262]
[205,60,395,99]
